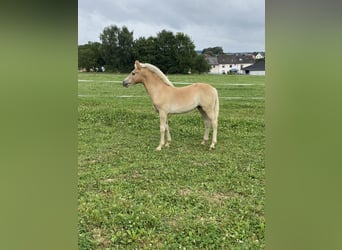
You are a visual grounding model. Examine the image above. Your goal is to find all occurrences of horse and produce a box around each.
[123,60,219,151]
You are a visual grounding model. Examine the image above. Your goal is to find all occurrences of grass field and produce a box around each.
[78,72,265,249]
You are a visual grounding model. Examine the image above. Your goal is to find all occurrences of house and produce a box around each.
[255,52,265,60]
[206,53,255,74]
[205,56,219,74]
[242,60,265,76]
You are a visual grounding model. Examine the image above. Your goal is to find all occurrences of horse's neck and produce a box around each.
[142,74,169,100]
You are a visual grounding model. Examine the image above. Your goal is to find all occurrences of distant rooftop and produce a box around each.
[242,60,265,71]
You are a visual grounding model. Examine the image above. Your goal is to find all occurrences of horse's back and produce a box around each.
[178,82,216,93]
[191,83,218,100]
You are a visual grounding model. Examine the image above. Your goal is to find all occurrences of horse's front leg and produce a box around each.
[156,111,168,151]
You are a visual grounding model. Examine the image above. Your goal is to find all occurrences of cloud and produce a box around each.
[78,0,265,52]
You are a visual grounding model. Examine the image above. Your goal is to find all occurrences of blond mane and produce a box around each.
[140,63,174,87]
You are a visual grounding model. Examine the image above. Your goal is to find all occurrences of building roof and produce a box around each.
[205,56,218,65]
[242,60,265,71]
[217,54,255,64]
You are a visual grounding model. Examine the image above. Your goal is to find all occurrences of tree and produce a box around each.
[153,30,197,74]
[202,46,224,56]
[193,54,210,74]
[132,36,157,65]
[100,25,134,72]
[154,30,177,73]
[84,25,200,74]
[100,25,120,71]
[78,42,104,71]
[117,26,134,72]
[174,32,197,74]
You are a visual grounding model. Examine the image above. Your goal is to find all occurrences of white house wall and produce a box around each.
[209,65,220,74]
[212,63,253,74]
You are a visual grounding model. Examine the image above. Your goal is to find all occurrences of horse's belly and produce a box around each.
[169,102,198,114]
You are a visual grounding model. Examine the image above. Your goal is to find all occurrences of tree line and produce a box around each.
[78,25,210,74]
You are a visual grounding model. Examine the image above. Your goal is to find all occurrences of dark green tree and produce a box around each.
[100,25,120,71]
[153,30,198,74]
[78,42,104,71]
[117,26,134,72]
[132,36,157,65]
[174,32,197,74]
[202,46,224,56]
[83,25,201,74]
[193,54,210,74]
[100,25,134,72]
[154,30,177,73]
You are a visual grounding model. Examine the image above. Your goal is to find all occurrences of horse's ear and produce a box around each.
[135,60,141,69]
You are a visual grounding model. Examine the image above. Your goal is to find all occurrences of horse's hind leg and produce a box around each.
[210,118,218,150]
[210,94,219,150]
[199,106,218,150]
[165,119,171,147]
[202,119,211,145]
[198,107,211,145]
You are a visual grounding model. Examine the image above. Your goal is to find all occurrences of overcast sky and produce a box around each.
[78,0,264,52]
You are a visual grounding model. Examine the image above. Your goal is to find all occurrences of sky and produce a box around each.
[78,0,265,52]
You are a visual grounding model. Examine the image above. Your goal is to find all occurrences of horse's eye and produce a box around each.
[132,72,135,76]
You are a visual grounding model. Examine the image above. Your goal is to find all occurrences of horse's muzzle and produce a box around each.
[122,80,129,88]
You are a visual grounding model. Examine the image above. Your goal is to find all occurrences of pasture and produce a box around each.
[78,73,265,249]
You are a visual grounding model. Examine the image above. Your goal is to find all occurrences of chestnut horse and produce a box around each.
[123,60,219,151]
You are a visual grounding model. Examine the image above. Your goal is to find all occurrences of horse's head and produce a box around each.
[123,60,144,88]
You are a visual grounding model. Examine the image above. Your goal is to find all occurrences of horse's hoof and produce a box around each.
[201,140,206,145]
[156,146,162,151]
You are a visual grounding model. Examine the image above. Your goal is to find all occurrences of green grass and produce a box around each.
[78,73,265,249]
